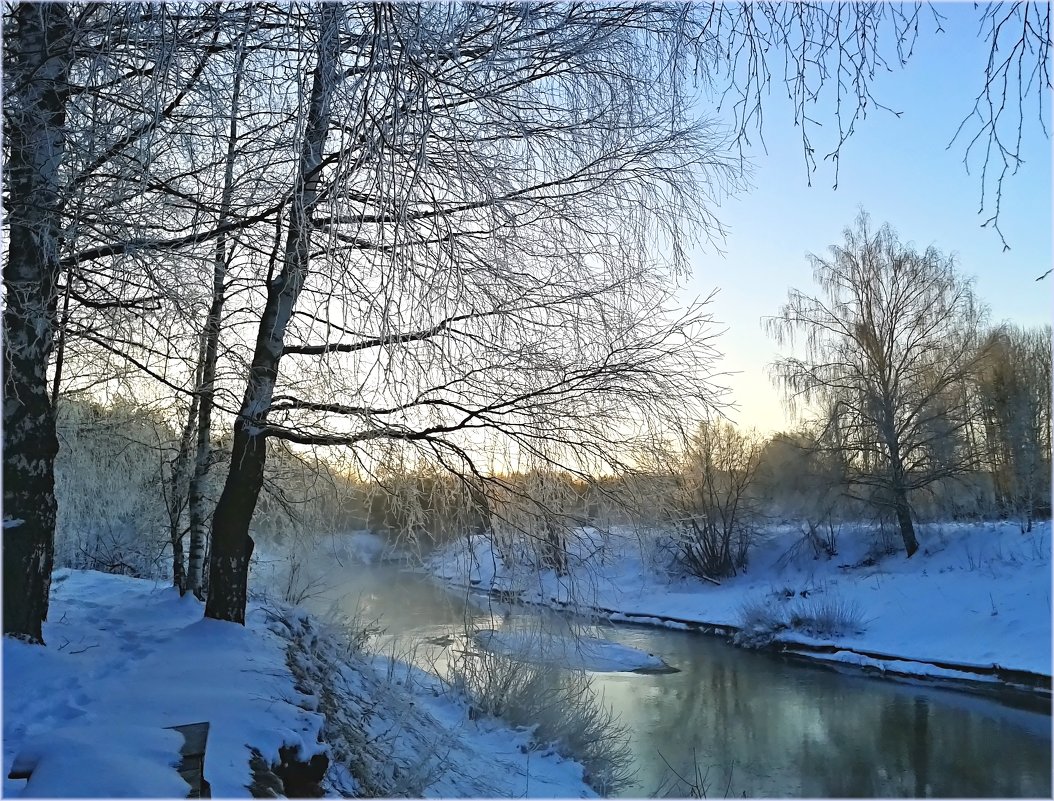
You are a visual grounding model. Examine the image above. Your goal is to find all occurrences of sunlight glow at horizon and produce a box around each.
[680,5,1052,435]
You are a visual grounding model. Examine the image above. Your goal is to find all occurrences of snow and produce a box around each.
[4,570,325,798]
[474,628,670,673]
[428,520,1052,683]
[4,568,595,799]
[354,653,598,798]
[789,649,1002,683]
[13,725,188,798]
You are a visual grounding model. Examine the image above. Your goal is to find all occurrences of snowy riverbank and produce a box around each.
[3,569,595,798]
[428,520,1052,692]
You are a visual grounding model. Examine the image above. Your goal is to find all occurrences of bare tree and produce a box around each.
[951,2,1052,251]
[203,4,731,623]
[3,3,77,642]
[975,324,1052,530]
[768,212,990,557]
[39,3,246,596]
[205,4,344,623]
[185,11,254,598]
[668,421,765,581]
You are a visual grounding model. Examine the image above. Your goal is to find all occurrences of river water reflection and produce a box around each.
[309,563,1051,797]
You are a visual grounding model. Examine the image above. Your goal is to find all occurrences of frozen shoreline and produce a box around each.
[427,520,1053,696]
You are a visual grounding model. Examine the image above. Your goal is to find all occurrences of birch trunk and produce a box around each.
[204,6,340,623]
[167,330,207,591]
[2,3,75,642]
[186,25,248,600]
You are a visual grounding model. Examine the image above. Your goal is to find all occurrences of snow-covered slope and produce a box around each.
[429,520,1052,680]
[3,569,594,798]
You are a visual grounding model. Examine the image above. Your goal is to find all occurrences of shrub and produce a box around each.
[735,589,866,646]
[669,422,765,581]
[733,596,787,647]
[737,597,786,633]
[445,640,635,793]
[787,595,865,637]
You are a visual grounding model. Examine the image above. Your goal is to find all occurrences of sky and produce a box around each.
[679,4,1053,434]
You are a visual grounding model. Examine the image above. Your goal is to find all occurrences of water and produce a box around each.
[309,563,1052,797]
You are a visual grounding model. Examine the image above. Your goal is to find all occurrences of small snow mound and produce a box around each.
[12,723,188,798]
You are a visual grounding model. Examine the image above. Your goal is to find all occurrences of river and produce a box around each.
[307,562,1052,797]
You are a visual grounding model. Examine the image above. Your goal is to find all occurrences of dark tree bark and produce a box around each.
[2,3,75,642]
[893,494,919,558]
[204,6,340,623]
[884,412,919,557]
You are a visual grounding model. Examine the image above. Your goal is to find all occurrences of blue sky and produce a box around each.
[679,4,1052,433]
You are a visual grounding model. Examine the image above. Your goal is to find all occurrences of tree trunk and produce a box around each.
[893,490,919,557]
[2,3,74,643]
[168,331,207,592]
[888,437,919,557]
[186,24,247,600]
[878,393,919,558]
[203,421,265,623]
[204,6,340,623]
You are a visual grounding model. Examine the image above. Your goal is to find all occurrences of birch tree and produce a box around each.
[4,2,244,634]
[768,212,989,557]
[3,3,77,642]
[201,3,737,622]
[205,4,343,623]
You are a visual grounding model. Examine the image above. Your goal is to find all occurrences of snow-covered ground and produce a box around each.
[429,520,1052,685]
[3,569,595,798]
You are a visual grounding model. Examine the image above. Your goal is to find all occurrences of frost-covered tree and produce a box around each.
[768,213,989,556]
[975,325,1052,529]
[53,400,173,577]
[3,3,77,642]
[5,3,1049,636]
[669,422,765,580]
[3,2,250,634]
[204,4,733,622]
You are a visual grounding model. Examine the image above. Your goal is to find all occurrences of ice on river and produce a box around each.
[473,628,672,673]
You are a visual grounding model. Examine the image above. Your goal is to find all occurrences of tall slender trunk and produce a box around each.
[2,3,75,642]
[205,7,341,623]
[186,24,248,599]
[50,273,72,407]
[167,331,207,591]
